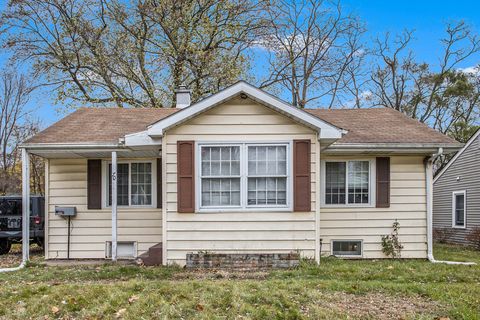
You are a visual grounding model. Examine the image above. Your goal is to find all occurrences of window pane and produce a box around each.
[201,146,241,207]
[248,146,287,176]
[248,177,287,205]
[109,164,129,206]
[201,178,240,206]
[325,162,346,204]
[201,146,240,177]
[348,161,369,204]
[455,194,465,226]
[131,163,152,205]
[332,241,362,256]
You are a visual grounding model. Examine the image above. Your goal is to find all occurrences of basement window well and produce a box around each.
[332,240,362,257]
[105,241,137,259]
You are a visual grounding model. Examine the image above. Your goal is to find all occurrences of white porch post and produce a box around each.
[21,148,30,263]
[111,151,118,261]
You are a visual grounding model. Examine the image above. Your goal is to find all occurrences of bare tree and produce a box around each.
[1,0,268,108]
[370,21,480,134]
[0,71,39,195]
[260,0,366,108]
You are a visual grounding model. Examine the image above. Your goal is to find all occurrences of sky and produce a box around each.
[1,0,479,129]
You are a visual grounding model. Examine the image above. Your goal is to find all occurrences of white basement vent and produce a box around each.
[105,241,137,259]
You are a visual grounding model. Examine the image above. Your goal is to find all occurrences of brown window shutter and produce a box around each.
[87,159,102,209]
[293,140,311,212]
[177,141,195,213]
[376,157,390,208]
[157,158,162,209]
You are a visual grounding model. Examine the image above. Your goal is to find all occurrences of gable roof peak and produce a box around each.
[146,81,345,140]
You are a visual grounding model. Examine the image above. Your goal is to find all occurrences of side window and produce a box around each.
[324,160,370,205]
[452,191,466,228]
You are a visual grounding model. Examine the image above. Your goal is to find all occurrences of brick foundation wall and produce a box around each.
[186,253,300,269]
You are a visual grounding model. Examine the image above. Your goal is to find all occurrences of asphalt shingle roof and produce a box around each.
[25,106,459,145]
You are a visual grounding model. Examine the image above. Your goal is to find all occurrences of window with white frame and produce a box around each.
[332,240,362,257]
[324,160,370,205]
[199,143,289,209]
[107,161,153,207]
[452,191,466,228]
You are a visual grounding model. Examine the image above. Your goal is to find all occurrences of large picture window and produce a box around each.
[199,143,290,210]
[106,161,154,207]
[324,160,371,205]
[452,191,466,228]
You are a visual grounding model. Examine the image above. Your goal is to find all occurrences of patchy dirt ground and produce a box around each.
[0,244,43,268]
[317,292,443,320]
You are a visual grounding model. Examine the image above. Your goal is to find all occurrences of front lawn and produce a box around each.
[0,244,479,319]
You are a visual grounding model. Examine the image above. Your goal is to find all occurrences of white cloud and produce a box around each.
[458,65,480,75]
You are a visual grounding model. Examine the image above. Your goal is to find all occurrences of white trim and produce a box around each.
[331,239,363,258]
[452,190,467,229]
[124,130,162,147]
[320,159,376,208]
[434,129,480,183]
[195,141,293,212]
[101,159,157,209]
[146,81,344,140]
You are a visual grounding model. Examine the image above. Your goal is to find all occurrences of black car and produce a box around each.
[0,195,45,254]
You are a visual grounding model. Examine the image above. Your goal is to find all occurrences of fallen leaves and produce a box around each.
[114,308,126,319]
[128,295,139,304]
[50,306,60,314]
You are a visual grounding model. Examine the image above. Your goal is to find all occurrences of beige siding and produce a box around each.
[320,155,427,259]
[165,98,318,265]
[46,158,162,259]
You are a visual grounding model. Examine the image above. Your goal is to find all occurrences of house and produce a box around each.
[20,82,462,266]
[433,129,480,247]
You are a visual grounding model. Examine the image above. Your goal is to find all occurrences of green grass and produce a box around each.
[0,244,479,319]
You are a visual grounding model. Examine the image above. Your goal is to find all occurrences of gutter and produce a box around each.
[425,148,475,265]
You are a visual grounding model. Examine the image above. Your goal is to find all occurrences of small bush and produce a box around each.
[433,227,455,244]
[466,227,480,249]
[381,220,404,259]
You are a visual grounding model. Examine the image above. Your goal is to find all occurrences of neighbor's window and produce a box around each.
[332,240,362,256]
[452,191,466,227]
[108,162,153,206]
[199,144,289,209]
[325,161,370,205]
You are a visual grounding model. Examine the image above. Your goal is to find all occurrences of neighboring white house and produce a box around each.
[21,81,462,265]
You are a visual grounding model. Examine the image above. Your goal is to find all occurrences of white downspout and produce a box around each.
[426,148,475,265]
[0,148,30,273]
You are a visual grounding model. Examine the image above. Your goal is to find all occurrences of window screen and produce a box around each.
[131,163,152,205]
[247,145,287,206]
[109,163,129,206]
[332,240,362,256]
[200,146,241,207]
[325,161,370,205]
[325,162,346,204]
[454,192,465,227]
[348,161,369,204]
[108,162,153,206]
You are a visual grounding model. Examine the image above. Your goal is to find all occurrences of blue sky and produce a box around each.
[1,0,479,128]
